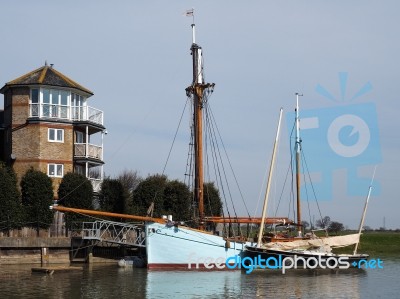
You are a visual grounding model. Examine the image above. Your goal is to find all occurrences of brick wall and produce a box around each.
[6,87,30,125]
[6,87,75,197]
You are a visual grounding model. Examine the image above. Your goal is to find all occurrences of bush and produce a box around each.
[0,164,22,232]
[21,168,54,232]
[132,174,167,216]
[100,178,126,214]
[58,172,93,229]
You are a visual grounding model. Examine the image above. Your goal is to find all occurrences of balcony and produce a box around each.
[89,178,102,193]
[74,143,103,160]
[30,104,104,126]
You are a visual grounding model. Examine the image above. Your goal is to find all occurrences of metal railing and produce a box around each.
[89,178,102,193]
[71,220,146,247]
[29,104,103,126]
[72,106,103,125]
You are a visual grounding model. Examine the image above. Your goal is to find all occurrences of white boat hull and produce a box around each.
[146,222,251,270]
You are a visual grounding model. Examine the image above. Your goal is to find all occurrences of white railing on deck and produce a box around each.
[29,104,103,126]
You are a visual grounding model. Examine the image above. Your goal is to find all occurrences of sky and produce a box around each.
[1,1,399,229]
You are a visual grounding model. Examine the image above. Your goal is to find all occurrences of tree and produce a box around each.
[163,179,191,221]
[0,164,22,234]
[316,216,331,229]
[301,220,310,231]
[117,170,142,214]
[118,169,141,194]
[328,221,344,235]
[131,174,224,227]
[363,225,372,231]
[132,174,167,216]
[100,178,126,214]
[58,173,93,229]
[204,182,223,217]
[20,168,54,234]
[203,182,223,231]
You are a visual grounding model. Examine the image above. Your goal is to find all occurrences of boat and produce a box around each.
[144,22,275,270]
[118,256,146,268]
[243,94,371,272]
[49,22,370,271]
[51,21,290,270]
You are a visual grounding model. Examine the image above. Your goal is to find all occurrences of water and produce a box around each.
[1,258,399,298]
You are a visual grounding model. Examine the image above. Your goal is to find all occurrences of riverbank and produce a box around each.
[0,237,70,264]
[333,231,400,257]
[0,237,132,264]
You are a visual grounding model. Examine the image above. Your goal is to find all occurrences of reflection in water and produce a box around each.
[0,260,399,299]
[146,270,243,298]
[242,269,365,298]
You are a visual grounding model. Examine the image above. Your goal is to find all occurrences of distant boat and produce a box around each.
[243,94,370,270]
[118,256,146,268]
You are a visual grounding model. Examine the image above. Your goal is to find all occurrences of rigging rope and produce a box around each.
[161,98,190,175]
[300,145,325,229]
[207,107,251,218]
[301,149,314,229]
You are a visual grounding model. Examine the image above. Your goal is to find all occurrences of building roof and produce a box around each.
[0,64,93,96]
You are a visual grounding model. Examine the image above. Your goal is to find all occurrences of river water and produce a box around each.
[1,258,399,298]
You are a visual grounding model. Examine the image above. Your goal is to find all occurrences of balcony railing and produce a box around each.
[74,143,103,160]
[30,104,103,126]
[72,106,103,125]
[89,178,102,193]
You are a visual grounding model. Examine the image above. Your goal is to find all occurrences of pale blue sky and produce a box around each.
[1,1,399,229]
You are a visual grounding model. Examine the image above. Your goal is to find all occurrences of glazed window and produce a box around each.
[48,164,63,178]
[31,89,39,103]
[30,89,39,117]
[75,131,84,143]
[48,128,64,142]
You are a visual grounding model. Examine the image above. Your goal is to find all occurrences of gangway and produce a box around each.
[71,220,146,247]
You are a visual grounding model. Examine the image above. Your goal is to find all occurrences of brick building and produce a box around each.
[0,63,105,197]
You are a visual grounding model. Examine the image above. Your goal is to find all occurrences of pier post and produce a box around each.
[41,247,49,265]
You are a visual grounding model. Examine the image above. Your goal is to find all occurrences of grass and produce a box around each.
[332,231,400,257]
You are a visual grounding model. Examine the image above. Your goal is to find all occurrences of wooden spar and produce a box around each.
[187,23,214,231]
[50,204,290,225]
[353,166,376,255]
[295,93,303,237]
[50,205,166,223]
[257,108,283,247]
[194,83,204,230]
[205,216,292,224]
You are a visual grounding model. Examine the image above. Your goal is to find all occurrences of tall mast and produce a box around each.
[353,166,376,255]
[295,93,303,237]
[257,108,283,247]
[186,24,215,230]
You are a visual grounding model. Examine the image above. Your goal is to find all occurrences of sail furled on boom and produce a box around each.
[261,234,360,251]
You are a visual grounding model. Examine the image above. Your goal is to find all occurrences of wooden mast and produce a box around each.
[295,93,303,237]
[186,24,214,230]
